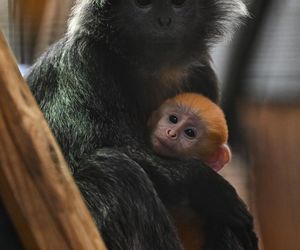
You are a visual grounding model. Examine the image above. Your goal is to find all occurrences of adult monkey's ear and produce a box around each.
[205,144,231,172]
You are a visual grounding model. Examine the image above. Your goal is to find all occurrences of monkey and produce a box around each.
[0,0,258,250]
[148,93,233,250]
[148,93,231,172]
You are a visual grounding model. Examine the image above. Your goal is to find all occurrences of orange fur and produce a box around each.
[150,93,229,250]
[168,93,228,158]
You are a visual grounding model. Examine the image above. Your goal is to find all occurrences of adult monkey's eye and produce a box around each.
[171,0,186,7]
[169,115,178,124]
[184,128,196,138]
[135,0,152,7]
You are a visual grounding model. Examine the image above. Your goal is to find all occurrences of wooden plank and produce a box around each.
[242,103,300,250]
[0,30,107,250]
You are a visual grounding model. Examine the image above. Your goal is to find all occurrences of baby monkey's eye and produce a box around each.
[169,115,178,124]
[184,128,196,138]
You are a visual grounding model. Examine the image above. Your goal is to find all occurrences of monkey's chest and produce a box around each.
[137,67,187,112]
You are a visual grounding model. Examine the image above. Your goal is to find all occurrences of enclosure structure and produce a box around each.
[0,31,107,250]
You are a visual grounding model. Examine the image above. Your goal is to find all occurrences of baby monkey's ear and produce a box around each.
[205,144,231,172]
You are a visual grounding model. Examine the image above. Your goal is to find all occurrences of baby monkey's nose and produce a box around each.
[166,129,177,139]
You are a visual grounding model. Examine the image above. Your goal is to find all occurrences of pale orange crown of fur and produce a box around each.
[172,93,228,145]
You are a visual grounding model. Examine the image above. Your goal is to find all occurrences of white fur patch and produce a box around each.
[216,0,250,39]
[67,0,95,37]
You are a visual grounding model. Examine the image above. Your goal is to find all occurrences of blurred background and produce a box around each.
[0,0,299,249]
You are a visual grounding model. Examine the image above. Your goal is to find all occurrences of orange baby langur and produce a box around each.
[148,93,231,172]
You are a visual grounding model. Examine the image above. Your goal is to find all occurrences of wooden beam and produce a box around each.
[0,31,107,250]
[242,102,300,250]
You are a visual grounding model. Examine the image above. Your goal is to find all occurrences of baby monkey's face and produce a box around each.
[151,106,205,158]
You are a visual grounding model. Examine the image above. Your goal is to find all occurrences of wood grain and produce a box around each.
[0,31,107,250]
[242,103,300,250]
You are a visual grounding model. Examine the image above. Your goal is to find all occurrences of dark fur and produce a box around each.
[1,0,258,249]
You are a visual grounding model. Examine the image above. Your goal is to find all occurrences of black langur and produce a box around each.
[1,0,258,250]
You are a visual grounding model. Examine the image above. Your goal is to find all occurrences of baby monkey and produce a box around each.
[148,93,231,172]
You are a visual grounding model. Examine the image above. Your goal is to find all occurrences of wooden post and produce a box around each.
[242,103,300,250]
[0,31,107,250]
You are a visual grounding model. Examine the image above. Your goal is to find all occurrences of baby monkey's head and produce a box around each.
[148,93,231,171]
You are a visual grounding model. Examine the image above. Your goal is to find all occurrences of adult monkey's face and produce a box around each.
[109,0,248,64]
[112,0,204,63]
[118,0,198,42]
